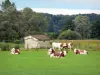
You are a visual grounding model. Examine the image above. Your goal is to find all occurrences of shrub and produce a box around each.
[58,29,82,40]
[0,43,10,51]
[14,44,20,49]
[14,40,21,44]
[47,32,58,39]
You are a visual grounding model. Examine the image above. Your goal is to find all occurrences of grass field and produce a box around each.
[0,50,100,75]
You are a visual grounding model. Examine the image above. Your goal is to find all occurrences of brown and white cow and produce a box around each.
[10,48,20,55]
[74,48,88,55]
[52,42,73,51]
[61,42,73,51]
[48,48,67,58]
[15,48,20,54]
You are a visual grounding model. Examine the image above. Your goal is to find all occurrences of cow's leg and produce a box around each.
[87,52,88,54]
[70,46,72,51]
[52,46,54,49]
[11,52,14,54]
[50,53,54,57]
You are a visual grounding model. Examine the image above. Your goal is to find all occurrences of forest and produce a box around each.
[0,0,100,42]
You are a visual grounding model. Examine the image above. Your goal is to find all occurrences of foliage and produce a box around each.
[58,29,82,40]
[14,40,21,44]
[0,43,10,51]
[91,20,100,39]
[73,15,91,39]
[0,0,48,42]
[0,0,100,42]
[47,32,58,39]
[62,19,75,31]
[14,44,20,49]
[1,0,15,11]
[45,14,100,39]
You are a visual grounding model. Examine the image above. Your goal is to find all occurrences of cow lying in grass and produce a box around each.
[74,48,88,55]
[48,48,67,58]
[11,48,20,55]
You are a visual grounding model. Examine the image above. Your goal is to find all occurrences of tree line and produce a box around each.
[0,0,100,42]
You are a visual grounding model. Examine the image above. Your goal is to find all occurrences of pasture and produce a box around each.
[60,40,100,51]
[0,50,100,75]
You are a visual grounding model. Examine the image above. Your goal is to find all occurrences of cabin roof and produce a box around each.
[32,34,50,41]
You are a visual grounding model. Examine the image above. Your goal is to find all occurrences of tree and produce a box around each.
[91,20,100,39]
[22,7,34,20]
[21,7,48,35]
[47,32,58,39]
[58,29,82,40]
[28,15,48,32]
[1,0,15,11]
[74,15,91,39]
[62,20,75,31]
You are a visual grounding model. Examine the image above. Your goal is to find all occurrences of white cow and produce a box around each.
[52,42,62,50]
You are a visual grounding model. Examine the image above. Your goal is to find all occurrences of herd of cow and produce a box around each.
[48,42,88,58]
[10,42,88,57]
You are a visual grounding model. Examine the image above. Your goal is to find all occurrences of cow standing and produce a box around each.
[61,42,73,51]
[52,42,73,51]
[52,42,63,50]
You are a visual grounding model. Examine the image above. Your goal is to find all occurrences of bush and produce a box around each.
[0,43,10,51]
[47,32,58,39]
[14,40,21,44]
[14,44,20,49]
[58,29,82,40]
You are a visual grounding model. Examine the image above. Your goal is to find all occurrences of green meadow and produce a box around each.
[0,50,100,75]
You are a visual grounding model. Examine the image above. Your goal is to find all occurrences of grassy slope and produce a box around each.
[0,51,100,75]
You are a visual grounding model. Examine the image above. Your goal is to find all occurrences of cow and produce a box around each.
[61,42,73,51]
[74,48,88,55]
[10,48,20,55]
[15,48,20,54]
[48,48,67,58]
[52,42,63,50]
[52,42,73,51]
[10,48,15,54]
